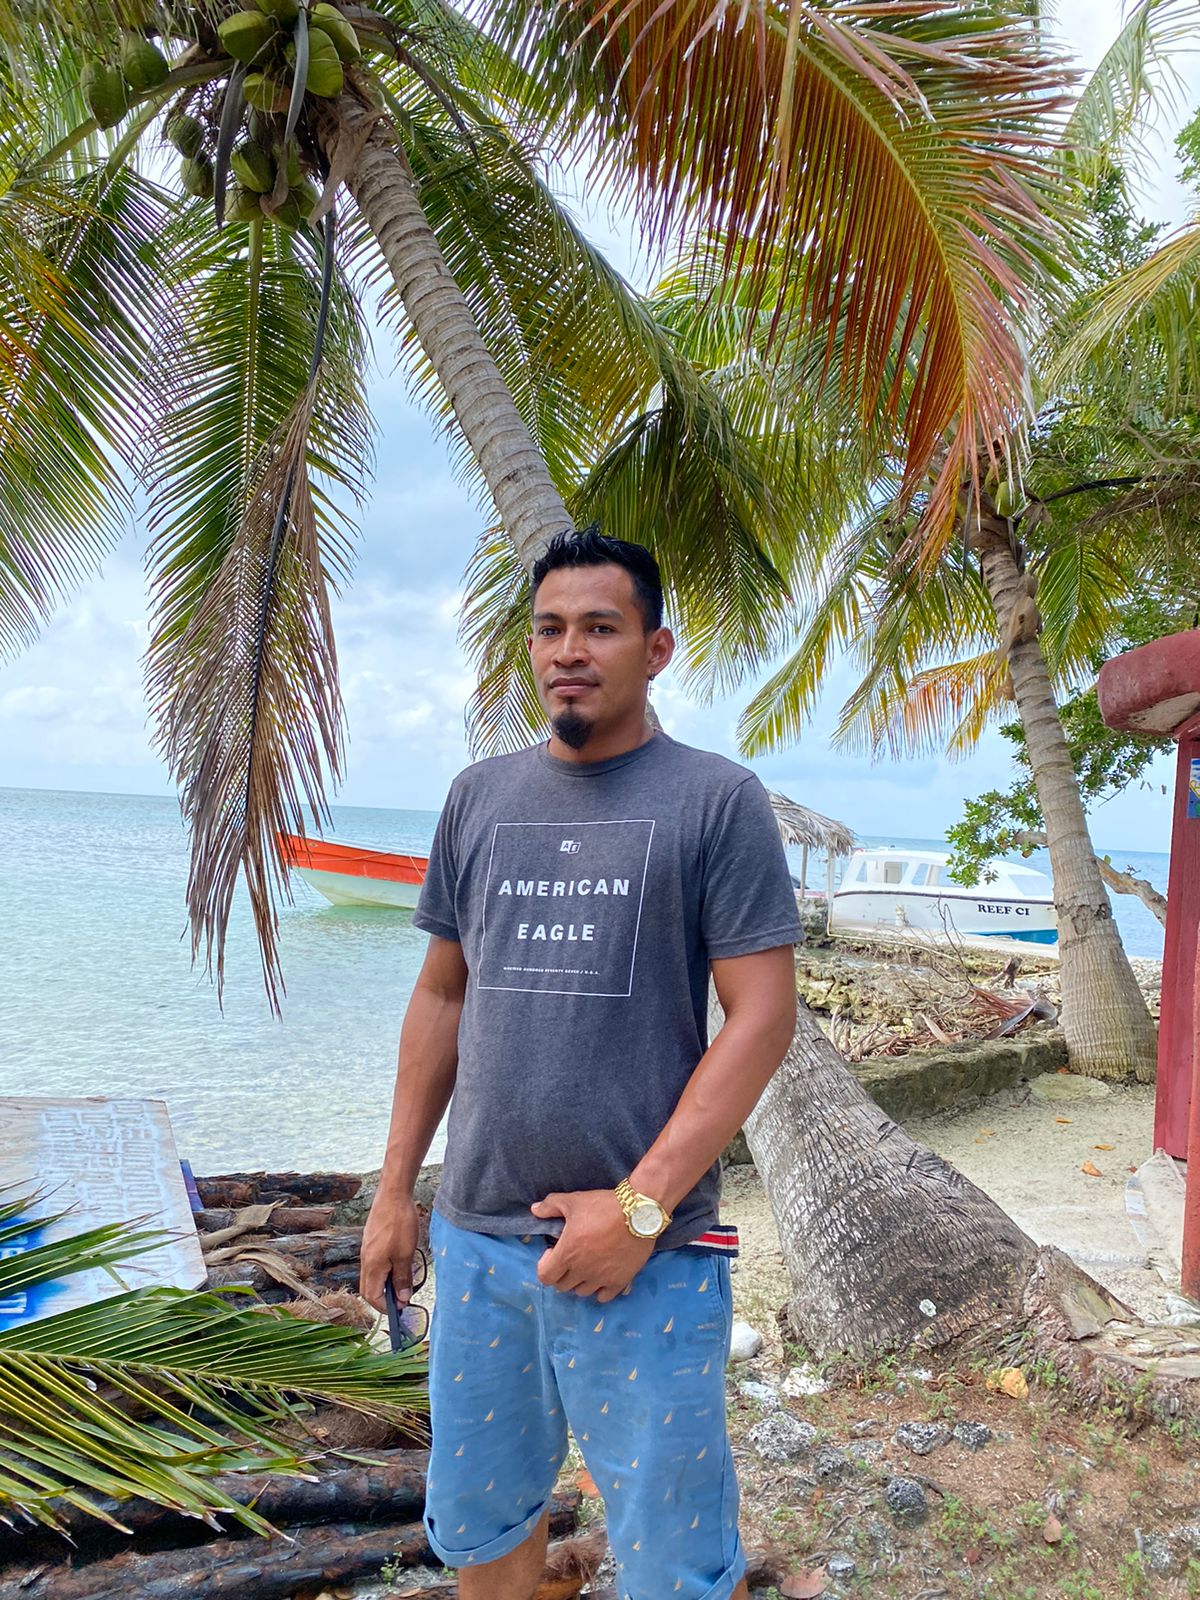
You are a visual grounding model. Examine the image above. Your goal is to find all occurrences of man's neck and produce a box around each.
[546,708,657,765]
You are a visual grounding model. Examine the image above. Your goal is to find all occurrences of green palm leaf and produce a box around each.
[0,1192,426,1539]
[0,163,165,657]
[1057,0,1196,189]
[460,526,546,757]
[368,105,688,494]
[1054,220,1200,418]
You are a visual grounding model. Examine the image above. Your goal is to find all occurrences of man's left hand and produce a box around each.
[530,1189,656,1300]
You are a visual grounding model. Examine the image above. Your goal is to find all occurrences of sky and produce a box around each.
[3,2,1197,856]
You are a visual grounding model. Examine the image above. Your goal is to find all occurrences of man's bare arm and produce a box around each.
[359,934,468,1310]
[531,945,796,1299]
[629,944,797,1212]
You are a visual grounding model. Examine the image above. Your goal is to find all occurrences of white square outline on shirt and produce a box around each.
[476,819,656,997]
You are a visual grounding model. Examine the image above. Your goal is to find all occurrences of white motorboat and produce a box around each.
[829,847,1058,948]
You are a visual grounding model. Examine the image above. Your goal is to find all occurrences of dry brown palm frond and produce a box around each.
[151,384,344,1010]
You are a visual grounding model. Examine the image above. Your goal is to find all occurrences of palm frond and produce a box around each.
[1057,0,1195,188]
[0,1192,425,1539]
[460,526,545,756]
[0,164,165,657]
[843,647,1007,760]
[145,215,372,1005]
[1053,220,1200,418]
[487,0,1073,547]
[572,395,797,699]
[154,384,341,1008]
[1034,519,1132,678]
[360,106,683,495]
[736,547,876,757]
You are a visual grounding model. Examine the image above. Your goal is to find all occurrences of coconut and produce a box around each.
[293,176,319,212]
[243,71,290,112]
[180,155,215,198]
[303,27,344,97]
[993,481,1019,518]
[81,61,131,129]
[231,140,275,193]
[310,3,362,62]
[271,179,318,229]
[254,0,300,19]
[226,185,265,223]
[217,9,276,64]
[270,194,304,229]
[166,112,205,157]
[120,34,169,90]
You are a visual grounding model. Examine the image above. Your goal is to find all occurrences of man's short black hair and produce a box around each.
[531,527,664,633]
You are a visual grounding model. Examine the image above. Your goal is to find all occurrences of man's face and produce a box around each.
[529,564,673,750]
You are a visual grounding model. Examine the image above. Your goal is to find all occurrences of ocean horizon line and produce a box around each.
[1,780,1171,865]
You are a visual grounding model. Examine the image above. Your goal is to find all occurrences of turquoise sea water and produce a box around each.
[0,786,1170,1174]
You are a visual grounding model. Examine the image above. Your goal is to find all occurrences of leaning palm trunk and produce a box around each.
[322,96,571,563]
[722,992,1187,1385]
[974,518,1157,1082]
[734,1000,1200,1402]
[737,998,1043,1353]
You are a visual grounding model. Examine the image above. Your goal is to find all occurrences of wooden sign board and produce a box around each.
[0,1096,207,1328]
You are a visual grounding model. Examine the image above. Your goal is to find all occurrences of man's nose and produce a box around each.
[553,628,590,663]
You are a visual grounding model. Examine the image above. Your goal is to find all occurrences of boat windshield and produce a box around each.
[844,852,951,889]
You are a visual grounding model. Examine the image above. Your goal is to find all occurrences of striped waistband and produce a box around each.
[682,1223,739,1257]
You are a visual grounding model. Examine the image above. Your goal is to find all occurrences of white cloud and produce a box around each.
[0,685,72,720]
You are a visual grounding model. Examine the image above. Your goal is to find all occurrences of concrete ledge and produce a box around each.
[852,1026,1068,1123]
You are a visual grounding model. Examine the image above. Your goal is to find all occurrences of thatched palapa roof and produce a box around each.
[767,791,855,856]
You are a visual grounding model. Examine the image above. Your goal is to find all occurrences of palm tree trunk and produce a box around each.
[712,991,1132,1360]
[320,95,571,565]
[733,997,1041,1353]
[975,517,1157,1082]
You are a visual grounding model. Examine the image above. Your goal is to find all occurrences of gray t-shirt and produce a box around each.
[413,731,802,1249]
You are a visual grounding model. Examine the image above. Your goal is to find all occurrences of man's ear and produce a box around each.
[649,627,675,677]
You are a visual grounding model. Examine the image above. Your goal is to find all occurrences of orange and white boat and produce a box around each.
[278,833,429,910]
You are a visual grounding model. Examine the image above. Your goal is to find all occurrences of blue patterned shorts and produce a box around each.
[424,1210,745,1599]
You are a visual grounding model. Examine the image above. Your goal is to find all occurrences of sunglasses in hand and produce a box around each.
[383,1247,429,1353]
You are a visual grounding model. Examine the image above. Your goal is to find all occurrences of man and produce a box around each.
[361,529,801,1600]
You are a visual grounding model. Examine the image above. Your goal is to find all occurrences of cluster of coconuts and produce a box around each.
[213,0,362,225]
[218,0,361,110]
[86,1,363,229]
[81,34,170,128]
[166,106,319,224]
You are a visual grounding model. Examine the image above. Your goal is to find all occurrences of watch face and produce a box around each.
[631,1200,662,1237]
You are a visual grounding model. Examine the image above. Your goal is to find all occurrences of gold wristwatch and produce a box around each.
[615,1178,672,1240]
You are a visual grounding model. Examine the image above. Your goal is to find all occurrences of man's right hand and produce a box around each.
[360,1188,421,1313]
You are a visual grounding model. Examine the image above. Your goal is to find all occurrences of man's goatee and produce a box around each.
[552,709,592,750]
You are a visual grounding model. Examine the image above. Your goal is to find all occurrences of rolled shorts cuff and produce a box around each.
[696,1537,747,1600]
[424,1496,552,1570]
